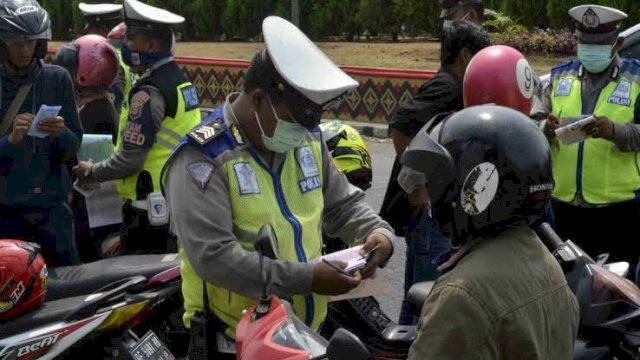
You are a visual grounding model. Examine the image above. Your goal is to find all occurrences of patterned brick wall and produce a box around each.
[47,51,435,125]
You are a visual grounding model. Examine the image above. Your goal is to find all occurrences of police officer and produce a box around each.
[439,0,484,27]
[531,5,640,271]
[74,0,201,255]
[78,2,122,37]
[162,16,394,358]
[0,0,83,266]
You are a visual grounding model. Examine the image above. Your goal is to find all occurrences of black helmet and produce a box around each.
[401,105,553,245]
[0,0,51,60]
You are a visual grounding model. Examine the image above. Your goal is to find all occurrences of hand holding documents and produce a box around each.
[554,115,596,145]
[314,244,385,302]
[28,104,62,138]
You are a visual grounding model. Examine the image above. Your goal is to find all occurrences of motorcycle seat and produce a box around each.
[0,295,89,338]
[47,254,180,301]
[407,281,436,317]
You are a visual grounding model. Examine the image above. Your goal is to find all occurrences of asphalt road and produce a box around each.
[361,138,406,323]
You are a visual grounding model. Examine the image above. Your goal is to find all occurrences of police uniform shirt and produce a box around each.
[88,60,168,182]
[162,93,395,299]
[389,65,463,138]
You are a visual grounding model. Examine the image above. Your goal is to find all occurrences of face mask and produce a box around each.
[578,43,614,74]
[255,97,308,153]
[121,44,172,67]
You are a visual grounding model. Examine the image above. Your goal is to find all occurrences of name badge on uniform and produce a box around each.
[181,85,200,111]
[296,146,320,193]
[233,162,260,195]
[608,79,632,107]
[555,79,573,97]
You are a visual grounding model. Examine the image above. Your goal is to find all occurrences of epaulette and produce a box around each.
[188,120,227,146]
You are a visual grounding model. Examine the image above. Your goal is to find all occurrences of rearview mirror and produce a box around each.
[326,328,370,360]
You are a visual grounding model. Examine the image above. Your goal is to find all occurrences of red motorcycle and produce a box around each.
[235,225,372,360]
[0,239,187,360]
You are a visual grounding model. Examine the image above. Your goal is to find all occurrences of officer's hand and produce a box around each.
[73,159,93,181]
[8,113,34,145]
[311,261,362,295]
[408,184,428,217]
[360,232,393,279]
[583,116,615,141]
[543,115,560,140]
[38,116,66,138]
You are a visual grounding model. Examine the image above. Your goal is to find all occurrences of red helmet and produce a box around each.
[0,240,47,321]
[54,34,118,90]
[107,22,125,48]
[463,45,541,115]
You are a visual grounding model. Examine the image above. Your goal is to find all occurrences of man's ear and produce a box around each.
[250,89,266,110]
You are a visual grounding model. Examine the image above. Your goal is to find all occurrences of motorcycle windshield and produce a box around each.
[271,315,328,357]
[585,263,640,325]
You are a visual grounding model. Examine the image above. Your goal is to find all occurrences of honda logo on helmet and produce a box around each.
[15,5,38,15]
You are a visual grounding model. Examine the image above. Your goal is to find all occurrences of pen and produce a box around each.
[359,244,381,260]
[322,258,352,276]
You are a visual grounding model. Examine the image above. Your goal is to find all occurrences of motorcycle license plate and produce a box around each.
[128,330,175,360]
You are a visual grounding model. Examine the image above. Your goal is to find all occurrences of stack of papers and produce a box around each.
[313,245,385,302]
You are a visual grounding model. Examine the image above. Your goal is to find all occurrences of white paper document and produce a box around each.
[84,181,123,228]
[312,245,385,302]
[28,104,62,138]
[555,115,596,145]
[75,134,122,228]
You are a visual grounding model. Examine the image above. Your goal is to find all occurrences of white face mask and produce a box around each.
[254,96,308,153]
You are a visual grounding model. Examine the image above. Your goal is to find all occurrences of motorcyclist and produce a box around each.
[54,34,120,262]
[54,34,119,137]
[402,104,580,359]
[0,0,83,266]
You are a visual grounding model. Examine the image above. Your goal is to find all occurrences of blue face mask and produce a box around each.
[578,43,614,74]
[121,44,172,67]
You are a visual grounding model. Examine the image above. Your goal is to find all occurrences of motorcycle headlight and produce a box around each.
[270,305,328,357]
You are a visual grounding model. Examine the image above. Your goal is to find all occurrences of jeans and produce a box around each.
[0,202,80,266]
[398,213,450,325]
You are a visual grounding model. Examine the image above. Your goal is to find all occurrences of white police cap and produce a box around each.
[123,0,184,27]
[262,16,358,106]
[78,3,122,17]
[569,5,627,43]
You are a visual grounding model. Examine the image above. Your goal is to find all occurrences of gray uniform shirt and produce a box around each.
[89,60,170,182]
[531,56,640,152]
[163,95,395,300]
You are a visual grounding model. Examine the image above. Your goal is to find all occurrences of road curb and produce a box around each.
[201,109,391,139]
[321,119,390,139]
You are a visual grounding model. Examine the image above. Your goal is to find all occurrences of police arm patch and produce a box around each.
[129,91,151,120]
[187,161,215,193]
[181,85,200,112]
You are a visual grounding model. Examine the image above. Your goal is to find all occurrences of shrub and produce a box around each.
[491,28,577,56]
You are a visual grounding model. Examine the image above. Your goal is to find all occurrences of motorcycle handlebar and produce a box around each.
[538,222,565,252]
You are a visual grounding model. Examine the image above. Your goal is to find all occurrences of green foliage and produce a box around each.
[37,0,640,44]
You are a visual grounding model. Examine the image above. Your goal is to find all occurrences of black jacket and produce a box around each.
[0,61,82,206]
